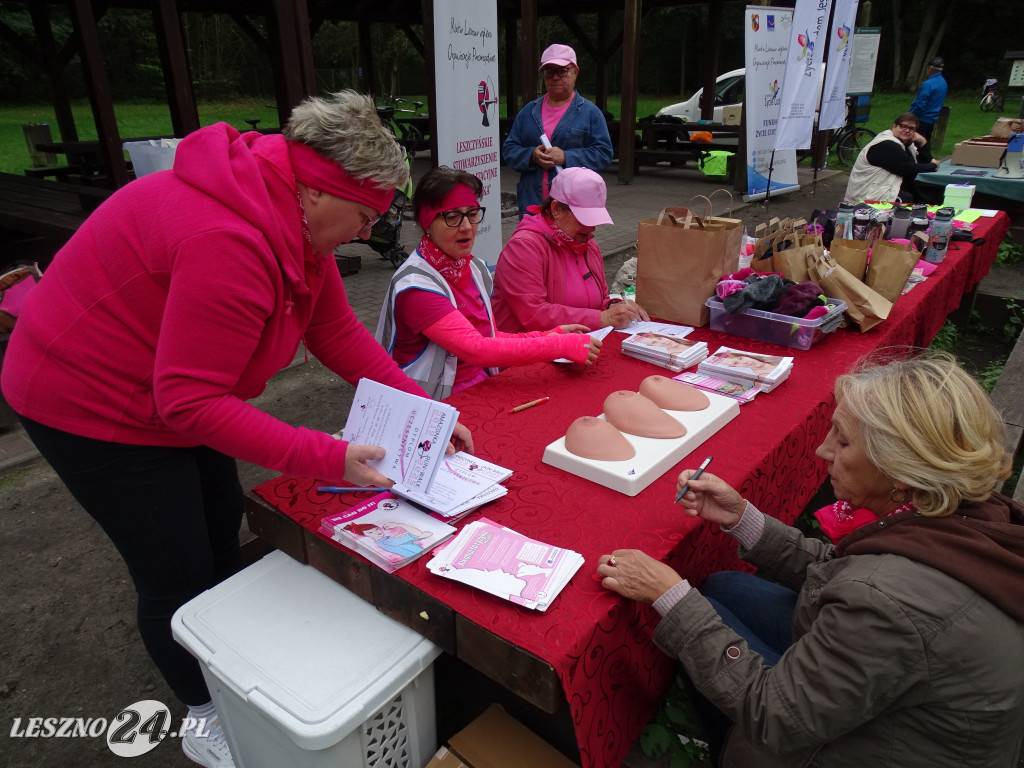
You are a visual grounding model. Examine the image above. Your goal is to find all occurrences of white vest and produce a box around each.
[844,130,919,203]
[375,251,496,401]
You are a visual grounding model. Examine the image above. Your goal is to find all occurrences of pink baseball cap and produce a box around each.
[540,44,577,68]
[550,167,613,227]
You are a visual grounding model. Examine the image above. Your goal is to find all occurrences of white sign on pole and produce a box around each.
[819,0,859,130]
[432,0,502,266]
[774,0,833,151]
[846,27,881,94]
[744,6,799,200]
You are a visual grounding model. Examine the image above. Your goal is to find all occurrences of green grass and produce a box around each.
[0,91,1011,175]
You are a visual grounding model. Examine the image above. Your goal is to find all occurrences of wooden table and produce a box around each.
[0,173,109,262]
[244,211,1008,768]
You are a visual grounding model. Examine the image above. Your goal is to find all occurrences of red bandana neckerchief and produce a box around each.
[814,499,916,543]
[418,234,471,287]
[543,210,591,256]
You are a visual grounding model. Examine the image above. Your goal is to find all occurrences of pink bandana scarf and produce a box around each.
[814,500,916,543]
[543,210,591,256]
[418,234,471,287]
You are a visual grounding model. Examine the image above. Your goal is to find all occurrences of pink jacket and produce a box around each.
[1,125,423,483]
[491,208,614,333]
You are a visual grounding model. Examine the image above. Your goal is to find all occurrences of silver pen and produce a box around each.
[675,456,713,504]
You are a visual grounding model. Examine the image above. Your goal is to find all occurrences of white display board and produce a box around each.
[432,0,503,266]
[744,6,800,200]
[542,391,740,497]
[846,27,880,94]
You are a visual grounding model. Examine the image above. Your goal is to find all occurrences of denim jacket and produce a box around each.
[501,92,613,218]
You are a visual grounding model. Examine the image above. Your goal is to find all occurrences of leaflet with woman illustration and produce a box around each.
[698,346,793,391]
[319,493,456,573]
[621,331,708,372]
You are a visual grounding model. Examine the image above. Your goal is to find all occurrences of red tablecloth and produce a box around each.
[254,212,1008,768]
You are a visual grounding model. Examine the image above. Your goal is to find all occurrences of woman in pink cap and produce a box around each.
[0,90,471,768]
[376,166,601,401]
[493,166,648,333]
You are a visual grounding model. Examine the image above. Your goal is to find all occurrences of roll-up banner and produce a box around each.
[773,0,833,151]
[432,0,502,266]
[744,6,800,200]
[819,0,860,131]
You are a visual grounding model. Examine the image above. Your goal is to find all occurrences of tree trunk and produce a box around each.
[923,0,957,78]
[891,0,903,88]
[904,1,937,89]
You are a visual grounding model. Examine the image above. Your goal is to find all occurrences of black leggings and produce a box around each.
[20,416,243,705]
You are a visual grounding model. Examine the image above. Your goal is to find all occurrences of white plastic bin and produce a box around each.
[123,138,181,177]
[172,550,441,768]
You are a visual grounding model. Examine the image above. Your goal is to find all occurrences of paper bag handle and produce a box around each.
[656,207,705,229]
[685,194,713,219]
[707,188,735,216]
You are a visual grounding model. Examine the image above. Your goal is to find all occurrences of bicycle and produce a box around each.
[980,79,1005,112]
[376,95,428,154]
[826,99,876,167]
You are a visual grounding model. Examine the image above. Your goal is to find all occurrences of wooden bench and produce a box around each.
[24,165,80,182]
[990,327,1024,503]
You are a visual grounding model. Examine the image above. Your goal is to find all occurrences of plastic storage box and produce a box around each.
[123,139,181,177]
[172,550,441,768]
[705,296,847,350]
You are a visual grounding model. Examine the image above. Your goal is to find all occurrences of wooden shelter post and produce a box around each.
[28,2,79,143]
[617,0,642,184]
[152,0,199,137]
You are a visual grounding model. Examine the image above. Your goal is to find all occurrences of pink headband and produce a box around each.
[288,140,393,212]
[417,183,480,231]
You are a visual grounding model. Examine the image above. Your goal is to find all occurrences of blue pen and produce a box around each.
[675,456,713,504]
[317,486,388,494]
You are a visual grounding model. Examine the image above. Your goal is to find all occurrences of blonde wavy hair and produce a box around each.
[282,90,408,190]
[835,352,1010,517]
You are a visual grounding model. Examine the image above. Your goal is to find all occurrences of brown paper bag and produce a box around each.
[866,240,919,303]
[807,249,891,332]
[636,207,742,327]
[688,193,744,275]
[773,231,822,283]
[829,239,870,282]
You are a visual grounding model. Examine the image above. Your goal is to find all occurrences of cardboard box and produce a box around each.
[950,135,1008,168]
[425,704,580,768]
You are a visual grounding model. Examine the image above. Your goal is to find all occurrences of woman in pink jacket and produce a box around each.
[492,167,647,333]
[0,91,470,768]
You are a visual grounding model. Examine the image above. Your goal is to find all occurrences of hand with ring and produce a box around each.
[597,549,684,604]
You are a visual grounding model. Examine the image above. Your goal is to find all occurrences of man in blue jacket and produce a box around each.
[502,44,613,219]
[910,57,947,142]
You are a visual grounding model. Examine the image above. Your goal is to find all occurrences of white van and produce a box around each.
[656,68,745,123]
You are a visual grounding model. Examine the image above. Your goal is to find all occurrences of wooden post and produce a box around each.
[617,0,642,184]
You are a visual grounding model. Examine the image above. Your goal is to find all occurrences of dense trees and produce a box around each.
[0,1,1017,105]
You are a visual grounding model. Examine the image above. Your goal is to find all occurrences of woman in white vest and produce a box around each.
[845,112,938,203]
[376,166,600,400]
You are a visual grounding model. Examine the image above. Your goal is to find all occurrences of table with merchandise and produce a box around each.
[245,211,1009,768]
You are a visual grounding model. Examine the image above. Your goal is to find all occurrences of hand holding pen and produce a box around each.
[674,460,747,529]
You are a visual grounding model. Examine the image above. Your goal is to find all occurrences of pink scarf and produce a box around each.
[543,210,591,256]
[418,234,471,287]
[814,500,916,543]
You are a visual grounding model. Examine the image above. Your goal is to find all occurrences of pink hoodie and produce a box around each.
[491,207,614,333]
[1,124,424,483]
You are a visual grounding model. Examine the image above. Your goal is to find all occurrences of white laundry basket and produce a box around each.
[172,550,440,768]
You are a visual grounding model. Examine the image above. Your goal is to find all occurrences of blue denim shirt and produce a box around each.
[501,92,613,218]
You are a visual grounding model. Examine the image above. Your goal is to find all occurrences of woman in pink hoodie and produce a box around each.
[1,91,470,768]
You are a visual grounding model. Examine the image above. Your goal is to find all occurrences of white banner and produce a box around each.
[432,0,502,266]
[774,0,833,151]
[744,6,799,199]
[819,0,859,130]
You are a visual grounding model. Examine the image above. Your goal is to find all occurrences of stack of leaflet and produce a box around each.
[698,346,793,392]
[319,493,456,573]
[427,518,584,612]
[396,452,512,521]
[621,331,708,372]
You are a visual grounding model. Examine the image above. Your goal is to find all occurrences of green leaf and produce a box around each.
[640,723,674,758]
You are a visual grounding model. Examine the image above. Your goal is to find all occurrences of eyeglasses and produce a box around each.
[895,123,918,131]
[542,66,572,80]
[438,207,486,227]
[360,211,383,230]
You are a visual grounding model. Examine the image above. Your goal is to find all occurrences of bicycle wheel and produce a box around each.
[837,127,875,167]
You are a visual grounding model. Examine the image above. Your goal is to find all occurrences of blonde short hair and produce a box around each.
[283,90,408,190]
[835,352,1010,516]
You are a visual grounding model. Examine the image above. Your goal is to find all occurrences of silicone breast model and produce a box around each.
[565,416,636,461]
[639,376,711,411]
[603,390,686,438]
